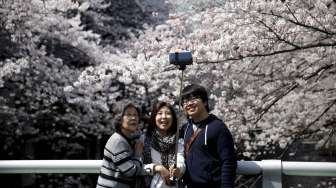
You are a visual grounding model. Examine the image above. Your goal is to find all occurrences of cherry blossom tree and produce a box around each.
[1,0,336,187]
[125,0,336,160]
[0,0,156,186]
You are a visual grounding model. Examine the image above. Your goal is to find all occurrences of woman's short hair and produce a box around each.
[115,102,141,132]
[147,101,177,136]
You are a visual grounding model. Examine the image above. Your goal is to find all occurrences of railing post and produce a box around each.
[262,160,282,188]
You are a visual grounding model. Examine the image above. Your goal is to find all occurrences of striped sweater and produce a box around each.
[96,132,145,188]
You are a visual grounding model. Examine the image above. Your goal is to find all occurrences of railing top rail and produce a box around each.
[1,160,336,176]
[0,160,101,174]
[283,161,336,176]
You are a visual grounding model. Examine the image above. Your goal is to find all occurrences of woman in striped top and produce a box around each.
[96,102,146,188]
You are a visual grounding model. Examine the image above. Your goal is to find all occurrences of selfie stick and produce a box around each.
[170,68,184,183]
[168,52,192,183]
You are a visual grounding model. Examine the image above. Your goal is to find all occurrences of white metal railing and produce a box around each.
[1,160,336,188]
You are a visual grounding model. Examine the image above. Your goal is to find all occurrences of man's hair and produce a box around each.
[147,101,178,136]
[181,84,210,112]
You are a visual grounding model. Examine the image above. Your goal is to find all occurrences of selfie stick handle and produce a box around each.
[170,67,185,183]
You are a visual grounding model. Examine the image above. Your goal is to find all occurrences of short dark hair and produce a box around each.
[115,102,141,132]
[147,101,178,136]
[181,84,209,112]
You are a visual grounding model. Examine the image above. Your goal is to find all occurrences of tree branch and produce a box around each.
[198,41,336,64]
[279,99,336,159]
[285,4,299,23]
[256,62,334,123]
[266,11,336,36]
[258,19,301,49]
[255,83,298,123]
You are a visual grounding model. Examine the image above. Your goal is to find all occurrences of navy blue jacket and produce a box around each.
[181,114,236,188]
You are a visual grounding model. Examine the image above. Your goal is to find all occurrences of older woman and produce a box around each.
[97,102,145,188]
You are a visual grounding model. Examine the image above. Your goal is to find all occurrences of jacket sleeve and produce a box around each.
[217,126,237,188]
[104,138,143,177]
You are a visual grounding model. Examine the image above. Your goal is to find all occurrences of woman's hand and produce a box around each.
[154,165,171,185]
[169,165,181,178]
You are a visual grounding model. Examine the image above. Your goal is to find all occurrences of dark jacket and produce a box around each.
[181,114,237,188]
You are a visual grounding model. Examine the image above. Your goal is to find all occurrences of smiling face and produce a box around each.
[155,106,173,135]
[121,106,140,134]
[182,96,208,121]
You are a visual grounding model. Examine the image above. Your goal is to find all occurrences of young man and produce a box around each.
[180,84,236,188]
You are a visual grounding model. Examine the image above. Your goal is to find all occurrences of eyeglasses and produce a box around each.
[123,113,138,118]
[182,96,201,106]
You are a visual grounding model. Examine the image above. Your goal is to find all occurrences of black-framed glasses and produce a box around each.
[182,96,201,106]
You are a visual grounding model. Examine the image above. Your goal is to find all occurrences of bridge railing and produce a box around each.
[1,160,336,188]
